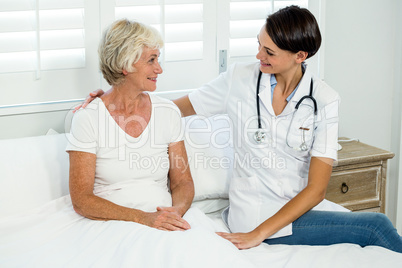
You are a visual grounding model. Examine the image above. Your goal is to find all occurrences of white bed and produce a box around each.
[0,115,401,267]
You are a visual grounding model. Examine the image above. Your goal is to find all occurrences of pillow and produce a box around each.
[46,128,60,135]
[191,198,229,214]
[0,134,69,218]
[183,115,234,201]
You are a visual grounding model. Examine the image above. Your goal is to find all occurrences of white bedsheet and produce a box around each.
[208,211,402,267]
[1,196,402,268]
[0,196,253,268]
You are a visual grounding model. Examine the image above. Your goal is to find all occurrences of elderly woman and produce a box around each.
[0,19,257,267]
[67,19,193,231]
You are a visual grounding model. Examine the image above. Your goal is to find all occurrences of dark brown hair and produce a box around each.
[265,5,321,58]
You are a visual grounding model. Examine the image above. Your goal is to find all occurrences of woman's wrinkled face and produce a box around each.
[256,25,297,74]
[125,47,163,92]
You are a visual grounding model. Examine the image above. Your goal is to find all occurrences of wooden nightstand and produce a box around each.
[326,138,394,213]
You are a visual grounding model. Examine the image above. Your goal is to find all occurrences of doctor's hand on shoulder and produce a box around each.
[73,89,105,112]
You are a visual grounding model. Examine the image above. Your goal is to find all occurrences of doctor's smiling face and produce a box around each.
[258,6,321,76]
[256,26,301,75]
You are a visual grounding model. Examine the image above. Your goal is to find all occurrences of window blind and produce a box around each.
[0,0,85,74]
[115,0,204,62]
[0,0,322,107]
[229,0,308,59]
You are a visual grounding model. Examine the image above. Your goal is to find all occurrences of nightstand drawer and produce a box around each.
[326,165,381,211]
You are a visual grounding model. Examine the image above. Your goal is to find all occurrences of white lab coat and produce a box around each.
[189,62,348,239]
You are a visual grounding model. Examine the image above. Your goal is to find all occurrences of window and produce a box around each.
[0,0,85,75]
[107,0,215,92]
[229,0,308,62]
[0,0,322,107]
[0,0,97,106]
[115,0,204,62]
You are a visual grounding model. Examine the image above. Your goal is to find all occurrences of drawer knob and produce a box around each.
[341,183,349,194]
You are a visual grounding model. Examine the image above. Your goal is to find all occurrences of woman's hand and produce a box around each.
[217,157,334,250]
[216,231,264,250]
[141,206,191,231]
[73,89,105,113]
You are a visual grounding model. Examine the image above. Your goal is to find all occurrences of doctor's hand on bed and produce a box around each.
[141,206,191,231]
[73,89,105,113]
[216,231,264,250]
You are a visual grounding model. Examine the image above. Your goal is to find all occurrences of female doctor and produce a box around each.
[79,6,402,252]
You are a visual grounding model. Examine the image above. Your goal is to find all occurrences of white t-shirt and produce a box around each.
[66,94,184,212]
[189,62,348,238]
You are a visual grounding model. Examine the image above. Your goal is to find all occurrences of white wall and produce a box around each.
[398,117,402,233]
[324,0,401,229]
[394,0,402,234]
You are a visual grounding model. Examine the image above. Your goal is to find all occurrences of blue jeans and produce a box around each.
[264,211,402,253]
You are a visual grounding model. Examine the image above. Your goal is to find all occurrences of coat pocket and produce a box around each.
[227,176,262,233]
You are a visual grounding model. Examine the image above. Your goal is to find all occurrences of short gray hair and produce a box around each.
[98,19,164,86]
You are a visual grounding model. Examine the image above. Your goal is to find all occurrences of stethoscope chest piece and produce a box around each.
[254,130,267,144]
[255,70,317,150]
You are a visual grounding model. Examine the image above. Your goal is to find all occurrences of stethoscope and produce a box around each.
[254,71,317,151]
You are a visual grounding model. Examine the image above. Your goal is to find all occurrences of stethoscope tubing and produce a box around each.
[255,71,317,129]
[256,71,264,129]
[255,71,318,149]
